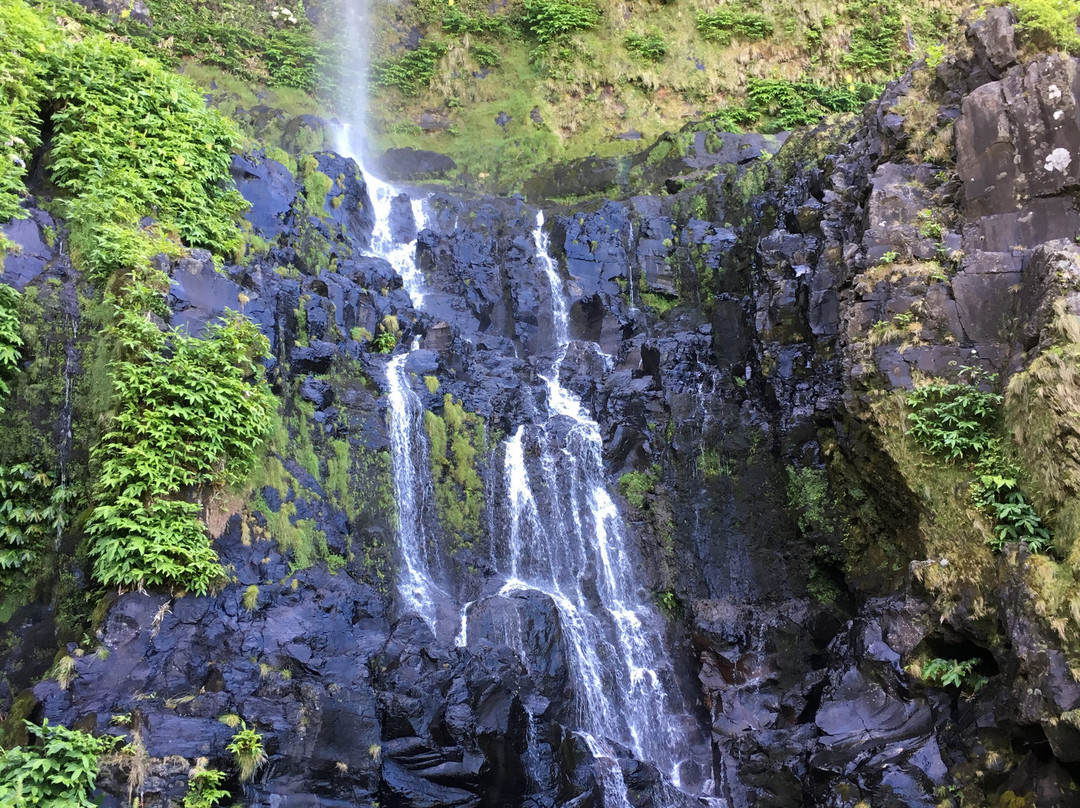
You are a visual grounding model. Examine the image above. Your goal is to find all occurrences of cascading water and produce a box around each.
[462,212,720,806]
[331,2,717,796]
[384,350,441,627]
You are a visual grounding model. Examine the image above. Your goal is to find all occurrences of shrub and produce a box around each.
[745,78,873,131]
[519,0,601,44]
[226,723,267,782]
[0,719,116,807]
[470,43,501,67]
[0,285,23,409]
[0,464,73,585]
[915,657,987,692]
[618,465,660,509]
[696,8,774,44]
[371,41,448,96]
[840,0,905,74]
[183,759,229,808]
[0,1,247,279]
[87,270,276,594]
[624,32,667,62]
[1012,0,1080,53]
[907,371,1053,554]
[0,1,57,221]
[906,376,1000,461]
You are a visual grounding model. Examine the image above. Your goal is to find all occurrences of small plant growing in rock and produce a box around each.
[184,758,230,808]
[910,657,987,693]
[879,250,898,264]
[372,330,397,353]
[227,723,267,782]
[242,584,259,610]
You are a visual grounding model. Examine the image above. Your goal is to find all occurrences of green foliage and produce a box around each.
[1012,0,1080,53]
[907,371,1053,554]
[624,31,667,62]
[0,1,57,221]
[52,37,244,279]
[129,0,335,95]
[183,760,229,808]
[907,376,1001,462]
[372,329,398,353]
[917,656,987,692]
[695,8,775,44]
[226,723,267,783]
[745,77,875,131]
[706,104,760,133]
[0,719,116,808]
[87,269,277,594]
[654,589,682,617]
[840,0,905,74]
[519,0,601,43]
[0,285,23,410]
[443,8,511,36]
[618,465,661,509]
[469,43,501,67]
[0,464,73,584]
[786,466,834,534]
[423,395,486,546]
[371,41,448,96]
[1,1,246,279]
[971,450,1053,553]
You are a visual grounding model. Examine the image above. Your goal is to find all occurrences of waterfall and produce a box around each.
[329,3,715,796]
[463,212,719,804]
[384,351,441,627]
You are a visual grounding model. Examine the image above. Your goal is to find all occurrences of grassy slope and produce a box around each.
[365,0,968,187]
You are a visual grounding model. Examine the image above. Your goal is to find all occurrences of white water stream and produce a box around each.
[331,5,718,800]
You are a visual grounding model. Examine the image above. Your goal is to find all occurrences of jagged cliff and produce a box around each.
[2,3,1080,808]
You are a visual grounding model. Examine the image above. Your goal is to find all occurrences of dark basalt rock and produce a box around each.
[376,148,458,182]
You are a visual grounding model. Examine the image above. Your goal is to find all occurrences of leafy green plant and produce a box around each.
[0,285,23,410]
[442,8,511,36]
[618,465,661,509]
[1012,0,1080,53]
[915,656,987,692]
[907,370,1053,553]
[916,208,945,240]
[87,269,277,594]
[226,723,267,782]
[469,43,501,67]
[1,1,247,282]
[0,719,117,807]
[745,77,874,131]
[372,329,397,354]
[0,1,58,221]
[371,41,448,96]
[184,758,229,808]
[696,8,774,44]
[840,0,905,75]
[879,250,899,264]
[519,0,601,44]
[786,466,833,533]
[907,375,1000,462]
[971,450,1053,553]
[0,464,73,584]
[624,32,667,62]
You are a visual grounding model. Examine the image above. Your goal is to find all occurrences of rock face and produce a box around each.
[3,11,1080,808]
